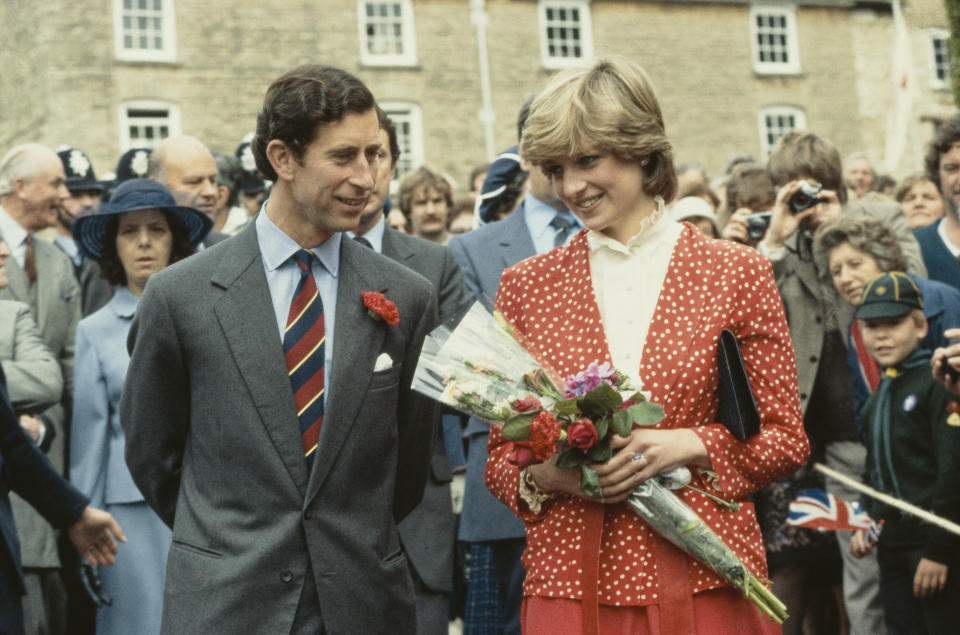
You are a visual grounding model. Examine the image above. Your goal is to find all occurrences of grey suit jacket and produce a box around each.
[771,200,926,414]
[447,204,534,542]
[0,300,62,414]
[0,232,79,568]
[120,222,438,634]
[381,226,469,593]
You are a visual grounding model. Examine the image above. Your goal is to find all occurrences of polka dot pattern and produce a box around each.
[485,225,809,606]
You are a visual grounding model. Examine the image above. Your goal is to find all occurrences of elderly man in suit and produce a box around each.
[0,142,82,633]
[120,65,438,634]
[350,107,469,634]
[447,101,580,633]
[146,135,230,247]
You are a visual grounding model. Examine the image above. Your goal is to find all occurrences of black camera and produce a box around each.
[789,180,825,213]
[745,211,772,241]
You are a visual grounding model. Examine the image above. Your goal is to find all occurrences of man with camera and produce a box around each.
[754,131,924,634]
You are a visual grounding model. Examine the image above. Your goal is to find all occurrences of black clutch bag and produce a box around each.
[716,329,761,441]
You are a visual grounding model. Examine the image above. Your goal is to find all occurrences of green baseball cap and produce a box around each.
[855,271,923,320]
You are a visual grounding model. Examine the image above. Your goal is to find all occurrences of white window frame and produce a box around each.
[758,106,806,158]
[538,0,594,70]
[113,0,177,62]
[118,100,181,151]
[749,4,801,75]
[379,102,424,188]
[358,0,418,67]
[930,28,951,90]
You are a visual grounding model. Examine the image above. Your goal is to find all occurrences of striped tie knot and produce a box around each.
[293,249,313,272]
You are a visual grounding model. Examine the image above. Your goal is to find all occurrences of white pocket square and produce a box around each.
[374,352,394,372]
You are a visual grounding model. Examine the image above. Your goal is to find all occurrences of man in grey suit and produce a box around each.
[0,142,81,633]
[351,107,469,634]
[756,130,925,635]
[447,118,579,633]
[120,65,438,634]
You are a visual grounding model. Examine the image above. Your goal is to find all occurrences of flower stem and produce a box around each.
[680,483,740,512]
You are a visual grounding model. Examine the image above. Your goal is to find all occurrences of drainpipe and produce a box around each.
[471,0,496,160]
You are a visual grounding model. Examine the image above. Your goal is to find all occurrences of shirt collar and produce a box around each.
[256,207,342,278]
[586,196,670,255]
[347,214,386,253]
[0,205,28,248]
[525,194,580,241]
[54,235,81,264]
[109,286,140,319]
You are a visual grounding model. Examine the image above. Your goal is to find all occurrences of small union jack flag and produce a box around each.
[788,488,883,546]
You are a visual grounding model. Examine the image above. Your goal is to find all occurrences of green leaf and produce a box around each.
[579,464,601,498]
[625,401,666,427]
[586,443,611,463]
[611,410,633,436]
[578,382,622,417]
[556,448,585,469]
[554,397,581,416]
[501,413,534,441]
[594,416,609,440]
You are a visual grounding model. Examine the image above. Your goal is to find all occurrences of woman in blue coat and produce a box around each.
[69,179,211,634]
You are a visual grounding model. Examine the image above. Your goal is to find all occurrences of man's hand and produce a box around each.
[18,414,44,444]
[932,327,960,394]
[67,507,126,566]
[759,180,842,252]
[721,208,755,244]
[914,557,948,598]
[849,529,873,558]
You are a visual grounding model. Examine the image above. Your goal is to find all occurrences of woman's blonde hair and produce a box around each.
[519,55,677,202]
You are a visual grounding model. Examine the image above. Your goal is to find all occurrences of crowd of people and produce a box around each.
[0,56,958,635]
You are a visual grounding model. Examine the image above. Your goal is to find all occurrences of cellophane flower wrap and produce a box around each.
[412,301,787,623]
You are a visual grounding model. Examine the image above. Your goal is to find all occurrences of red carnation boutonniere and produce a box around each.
[362,291,400,325]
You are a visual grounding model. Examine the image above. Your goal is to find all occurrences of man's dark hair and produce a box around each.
[924,115,960,191]
[213,152,244,208]
[98,211,194,286]
[376,107,401,167]
[252,65,376,181]
[727,165,775,212]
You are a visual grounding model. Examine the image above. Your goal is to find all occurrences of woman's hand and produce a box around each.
[913,558,948,598]
[530,428,711,505]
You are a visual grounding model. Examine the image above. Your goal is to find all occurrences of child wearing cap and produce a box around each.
[849,271,960,634]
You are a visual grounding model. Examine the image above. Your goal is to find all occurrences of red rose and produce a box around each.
[567,418,599,450]
[529,412,561,461]
[507,442,538,469]
[513,397,542,412]
[362,291,399,325]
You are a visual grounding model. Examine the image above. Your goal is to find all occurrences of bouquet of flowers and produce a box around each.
[412,302,788,623]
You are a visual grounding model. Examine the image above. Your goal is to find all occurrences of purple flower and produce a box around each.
[564,362,617,398]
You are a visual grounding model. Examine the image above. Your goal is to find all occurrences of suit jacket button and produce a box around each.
[280,571,293,583]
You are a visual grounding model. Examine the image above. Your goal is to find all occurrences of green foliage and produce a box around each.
[501,413,535,441]
[579,464,601,498]
[577,381,622,418]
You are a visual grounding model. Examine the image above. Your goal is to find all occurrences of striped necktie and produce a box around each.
[24,235,37,283]
[284,249,326,472]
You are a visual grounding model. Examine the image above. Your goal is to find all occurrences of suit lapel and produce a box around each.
[497,204,537,272]
[305,238,387,503]
[381,226,415,264]
[211,225,310,495]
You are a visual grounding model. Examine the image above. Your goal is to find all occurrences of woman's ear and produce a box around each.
[266,140,295,182]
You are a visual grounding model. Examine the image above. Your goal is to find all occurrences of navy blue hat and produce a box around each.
[475,146,527,224]
[235,141,266,194]
[72,179,213,260]
[855,271,924,320]
[57,148,103,192]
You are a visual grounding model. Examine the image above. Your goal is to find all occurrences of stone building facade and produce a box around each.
[0,0,955,188]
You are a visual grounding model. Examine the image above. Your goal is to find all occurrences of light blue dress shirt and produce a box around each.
[346,214,386,253]
[54,234,82,267]
[255,210,339,394]
[522,195,581,256]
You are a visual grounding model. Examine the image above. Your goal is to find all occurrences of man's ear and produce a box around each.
[266,140,296,182]
[11,175,30,199]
